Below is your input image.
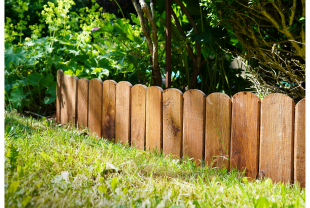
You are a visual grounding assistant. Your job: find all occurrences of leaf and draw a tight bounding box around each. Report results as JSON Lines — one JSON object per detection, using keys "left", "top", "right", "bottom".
{"left": 193, "top": 200, "right": 201, "bottom": 208}
{"left": 8, "top": 181, "right": 19, "bottom": 195}
{"left": 40, "top": 74, "right": 54, "bottom": 87}
{"left": 9, "top": 87, "right": 31, "bottom": 106}
{"left": 28, "top": 72, "right": 43, "bottom": 85}
{"left": 111, "top": 177, "right": 118, "bottom": 192}
{"left": 68, "top": 50, "right": 80, "bottom": 56}
{"left": 5, "top": 46, "right": 27, "bottom": 68}
{"left": 15, "top": 78, "right": 29, "bottom": 87}
{"left": 44, "top": 44, "right": 54, "bottom": 53}
{"left": 299, "top": 17, "right": 305, "bottom": 21}
{"left": 100, "top": 51, "right": 125, "bottom": 59}
{"left": 5, "top": 83, "right": 13, "bottom": 93}
{"left": 44, "top": 82, "right": 57, "bottom": 104}
{"left": 117, "top": 56, "right": 126, "bottom": 67}
{"left": 130, "top": 13, "right": 140, "bottom": 26}
{"left": 22, "top": 195, "right": 32, "bottom": 207}
{"left": 98, "top": 185, "right": 107, "bottom": 193}
{"left": 255, "top": 196, "right": 270, "bottom": 208}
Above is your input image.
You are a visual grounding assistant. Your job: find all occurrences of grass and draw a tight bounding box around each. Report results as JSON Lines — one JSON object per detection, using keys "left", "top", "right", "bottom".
{"left": 4, "top": 111, "right": 305, "bottom": 208}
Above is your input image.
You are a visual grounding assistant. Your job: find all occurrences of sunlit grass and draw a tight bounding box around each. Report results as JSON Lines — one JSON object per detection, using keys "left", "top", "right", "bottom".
{"left": 5, "top": 111, "right": 305, "bottom": 207}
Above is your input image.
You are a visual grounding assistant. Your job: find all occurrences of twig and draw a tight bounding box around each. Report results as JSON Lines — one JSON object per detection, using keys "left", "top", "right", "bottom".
{"left": 24, "top": 111, "right": 44, "bottom": 118}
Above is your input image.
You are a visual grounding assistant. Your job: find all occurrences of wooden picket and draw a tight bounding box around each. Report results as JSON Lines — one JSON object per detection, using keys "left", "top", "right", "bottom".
{"left": 259, "top": 93, "right": 295, "bottom": 183}
{"left": 61, "top": 75, "right": 78, "bottom": 126}
{"left": 230, "top": 92, "right": 260, "bottom": 179}
{"left": 60, "top": 74, "right": 70, "bottom": 125}
{"left": 146, "top": 86, "right": 163, "bottom": 152}
{"left": 77, "top": 78, "right": 89, "bottom": 129}
{"left": 163, "top": 88, "right": 183, "bottom": 158}
{"left": 294, "top": 98, "right": 306, "bottom": 188}
{"left": 88, "top": 78, "right": 103, "bottom": 137}
{"left": 131, "top": 84, "right": 147, "bottom": 150}
{"left": 55, "top": 70, "right": 306, "bottom": 185}
{"left": 205, "top": 93, "right": 231, "bottom": 169}
{"left": 183, "top": 90, "right": 206, "bottom": 165}
{"left": 115, "top": 81, "right": 132, "bottom": 144}
{"left": 102, "top": 80, "right": 117, "bottom": 141}
{"left": 56, "top": 70, "right": 63, "bottom": 123}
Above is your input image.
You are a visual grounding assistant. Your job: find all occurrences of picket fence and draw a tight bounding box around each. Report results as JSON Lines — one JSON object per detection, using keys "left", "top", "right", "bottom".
{"left": 55, "top": 70, "right": 305, "bottom": 187}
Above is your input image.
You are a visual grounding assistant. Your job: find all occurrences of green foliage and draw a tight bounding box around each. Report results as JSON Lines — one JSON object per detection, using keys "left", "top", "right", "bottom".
{"left": 199, "top": 0, "right": 305, "bottom": 100}
{"left": 5, "top": 0, "right": 153, "bottom": 113}
{"left": 5, "top": 0, "right": 252, "bottom": 113}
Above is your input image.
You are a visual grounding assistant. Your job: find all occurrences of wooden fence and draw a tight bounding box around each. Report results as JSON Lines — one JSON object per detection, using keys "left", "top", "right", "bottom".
{"left": 56, "top": 70, "right": 306, "bottom": 187}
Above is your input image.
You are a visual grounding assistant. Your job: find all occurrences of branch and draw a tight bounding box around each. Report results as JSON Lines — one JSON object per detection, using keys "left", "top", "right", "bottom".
{"left": 171, "top": 9, "right": 196, "bottom": 62}
{"left": 289, "top": 0, "right": 297, "bottom": 26}
{"left": 131, "top": 0, "right": 153, "bottom": 55}
{"left": 173, "top": 0, "right": 198, "bottom": 33}
{"left": 139, "top": 0, "right": 161, "bottom": 85}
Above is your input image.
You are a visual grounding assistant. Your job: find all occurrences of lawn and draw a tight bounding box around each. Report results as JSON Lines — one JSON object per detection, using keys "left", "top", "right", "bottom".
{"left": 4, "top": 111, "right": 305, "bottom": 208}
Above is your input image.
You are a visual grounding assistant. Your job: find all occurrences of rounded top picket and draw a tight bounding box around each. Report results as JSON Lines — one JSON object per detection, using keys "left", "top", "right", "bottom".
{"left": 261, "top": 93, "right": 294, "bottom": 104}
{"left": 89, "top": 78, "right": 103, "bottom": 84}
{"left": 206, "top": 92, "right": 231, "bottom": 101}
{"left": 163, "top": 88, "right": 183, "bottom": 95}
{"left": 132, "top": 84, "right": 148, "bottom": 90}
{"left": 232, "top": 91, "right": 260, "bottom": 101}
{"left": 296, "top": 98, "right": 305, "bottom": 108}
{"left": 117, "top": 81, "right": 132, "bottom": 87}
{"left": 147, "top": 86, "right": 163, "bottom": 93}
{"left": 103, "top": 80, "right": 117, "bottom": 85}
{"left": 63, "top": 74, "right": 71, "bottom": 78}
{"left": 78, "top": 78, "right": 89, "bottom": 83}
{"left": 184, "top": 89, "right": 206, "bottom": 97}
{"left": 57, "top": 69, "right": 64, "bottom": 75}
{"left": 70, "top": 76, "right": 79, "bottom": 81}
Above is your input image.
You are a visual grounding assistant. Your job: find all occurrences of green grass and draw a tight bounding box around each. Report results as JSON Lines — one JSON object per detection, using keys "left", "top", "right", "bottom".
{"left": 5, "top": 111, "right": 305, "bottom": 208}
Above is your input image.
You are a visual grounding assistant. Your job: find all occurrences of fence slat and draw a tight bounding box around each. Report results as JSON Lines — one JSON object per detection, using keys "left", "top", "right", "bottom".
{"left": 56, "top": 70, "right": 63, "bottom": 123}
{"left": 131, "top": 84, "right": 147, "bottom": 150}
{"left": 88, "top": 78, "right": 103, "bottom": 137}
{"left": 163, "top": 88, "right": 183, "bottom": 158}
{"left": 61, "top": 75, "right": 78, "bottom": 126}
{"left": 102, "top": 80, "right": 117, "bottom": 141}
{"left": 205, "top": 93, "right": 231, "bottom": 169}
{"left": 61, "top": 74, "right": 70, "bottom": 125}
{"left": 294, "top": 98, "right": 305, "bottom": 188}
{"left": 183, "top": 90, "right": 206, "bottom": 165}
{"left": 77, "top": 78, "right": 89, "bottom": 129}
{"left": 259, "top": 93, "right": 295, "bottom": 183}
{"left": 146, "top": 86, "right": 163, "bottom": 152}
{"left": 115, "top": 81, "right": 132, "bottom": 144}
{"left": 231, "top": 92, "right": 260, "bottom": 179}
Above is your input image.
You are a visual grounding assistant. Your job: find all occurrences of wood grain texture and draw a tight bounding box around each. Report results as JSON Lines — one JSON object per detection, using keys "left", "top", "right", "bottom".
{"left": 115, "top": 81, "right": 132, "bottom": 144}
{"left": 183, "top": 90, "right": 206, "bottom": 165}
{"left": 88, "top": 79, "right": 103, "bottom": 138}
{"left": 205, "top": 93, "right": 231, "bottom": 169}
{"left": 61, "top": 74, "right": 70, "bottom": 125}
{"left": 146, "top": 86, "right": 163, "bottom": 152}
{"left": 61, "top": 75, "right": 78, "bottom": 126}
{"left": 56, "top": 70, "right": 63, "bottom": 123}
{"left": 131, "top": 84, "right": 147, "bottom": 150}
{"left": 259, "top": 93, "right": 295, "bottom": 183}
{"left": 102, "top": 80, "right": 117, "bottom": 141}
{"left": 294, "top": 98, "right": 305, "bottom": 188}
{"left": 77, "top": 78, "right": 89, "bottom": 129}
{"left": 231, "top": 92, "right": 260, "bottom": 179}
{"left": 163, "top": 88, "right": 183, "bottom": 158}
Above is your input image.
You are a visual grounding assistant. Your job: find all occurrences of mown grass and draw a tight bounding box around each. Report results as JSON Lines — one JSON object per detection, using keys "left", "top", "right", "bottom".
{"left": 4, "top": 111, "right": 305, "bottom": 208}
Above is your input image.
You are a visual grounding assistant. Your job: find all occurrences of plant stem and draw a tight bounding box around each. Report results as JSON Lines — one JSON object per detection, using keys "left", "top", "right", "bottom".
{"left": 112, "top": 0, "right": 125, "bottom": 19}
